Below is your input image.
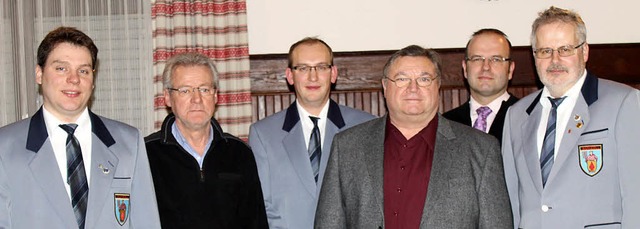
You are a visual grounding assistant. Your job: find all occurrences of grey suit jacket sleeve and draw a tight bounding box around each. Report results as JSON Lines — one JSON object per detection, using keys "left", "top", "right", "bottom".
{"left": 501, "top": 108, "right": 520, "bottom": 229}
{"left": 130, "top": 133, "right": 162, "bottom": 228}
{"left": 314, "top": 134, "right": 347, "bottom": 229}
{"left": 477, "top": 131, "right": 513, "bottom": 229}
{"left": 617, "top": 89, "right": 640, "bottom": 227}
{"left": 248, "top": 125, "right": 286, "bottom": 229}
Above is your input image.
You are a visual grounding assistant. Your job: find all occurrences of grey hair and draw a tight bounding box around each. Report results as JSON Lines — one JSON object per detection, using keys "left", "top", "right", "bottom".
{"left": 531, "top": 6, "right": 587, "bottom": 48}
{"left": 383, "top": 45, "right": 442, "bottom": 80}
{"left": 162, "top": 52, "right": 219, "bottom": 89}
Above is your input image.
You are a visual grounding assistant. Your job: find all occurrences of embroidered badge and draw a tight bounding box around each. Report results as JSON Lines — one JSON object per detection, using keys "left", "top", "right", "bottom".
{"left": 578, "top": 144, "right": 603, "bottom": 177}
{"left": 114, "top": 193, "right": 130, "bottom": 226}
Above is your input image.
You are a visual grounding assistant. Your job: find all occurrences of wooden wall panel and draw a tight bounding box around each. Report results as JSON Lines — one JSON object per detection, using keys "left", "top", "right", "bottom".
{"left": 250, "top": 43, "right": 640, "bottom": 121}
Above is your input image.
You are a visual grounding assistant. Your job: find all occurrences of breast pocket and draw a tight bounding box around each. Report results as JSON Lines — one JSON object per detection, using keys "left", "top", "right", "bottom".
{"left": 111, "top": 177, "right": 132, "bottom": 192}
{"left": 580, "top": 128, "right": 608, "bottom": 141}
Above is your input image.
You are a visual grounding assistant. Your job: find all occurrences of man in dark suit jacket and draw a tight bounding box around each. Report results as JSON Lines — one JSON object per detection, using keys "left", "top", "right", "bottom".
{"left": 0, "top": 27, "right": 160, "bottom": 228}
{"left": 315, "top": 45, "right": 512, "bottom": 229}
{"left": 443, "top": 28, "right": 518, "bottom": 142}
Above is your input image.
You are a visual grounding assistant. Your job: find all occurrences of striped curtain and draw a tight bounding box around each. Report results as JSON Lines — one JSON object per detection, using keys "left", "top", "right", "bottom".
{"left": 151, "top": 0, "right": 251, "bottom": 139}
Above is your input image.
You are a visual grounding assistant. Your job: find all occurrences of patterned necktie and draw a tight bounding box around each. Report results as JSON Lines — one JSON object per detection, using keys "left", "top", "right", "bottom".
{"left": 540, "top": 97, "right": 566, "bottom": 187}
{"left": 473, "top": 106, "right": 493, "bottom": 132}
{"left": 59, "top": 124, "right": 89, "bottom": 229}
{"left": 308, "top": 116, "right": 321, "bottom": 183}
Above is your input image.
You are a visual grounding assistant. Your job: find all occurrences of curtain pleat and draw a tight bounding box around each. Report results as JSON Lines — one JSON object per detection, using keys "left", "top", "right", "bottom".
{"left": 151, "top": 0, "right": 252, "bottom": 140}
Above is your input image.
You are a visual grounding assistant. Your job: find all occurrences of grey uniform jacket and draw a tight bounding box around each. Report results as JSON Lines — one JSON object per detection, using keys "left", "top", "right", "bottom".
{"left": 315, "top": 115, "right": 513, "bottom": 229}
{"left": 502, "top": 73, "right": 640, "bottom": 228}
{"left": 249, "top": 100, "right": 374, "bottom": 229}
{"left": 0, "top": 107, "right": 161, "bottom": 228}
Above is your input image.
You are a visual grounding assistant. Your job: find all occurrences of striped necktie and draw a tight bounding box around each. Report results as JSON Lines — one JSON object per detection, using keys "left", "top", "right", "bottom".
{"left": 540, "top": 97, "right": 566, "bottom": 187}
{"left": 60, "top": 124, "right": 89, "bottom": 229}
{"left": 308, "top": 116, "right": 321, "bottom": 183}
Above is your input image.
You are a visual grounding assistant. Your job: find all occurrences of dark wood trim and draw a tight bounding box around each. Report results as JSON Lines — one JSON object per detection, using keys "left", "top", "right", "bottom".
{"left": 250, "top": 43, "right": 640, "bottom": 121}
{"left": 251, "top": 43, "right": 640, "bottom": 93}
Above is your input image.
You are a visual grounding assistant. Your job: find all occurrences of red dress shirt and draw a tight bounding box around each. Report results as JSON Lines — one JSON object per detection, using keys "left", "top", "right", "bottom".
{"left": 383, "top": 116, "right": 438, "bottom": 229}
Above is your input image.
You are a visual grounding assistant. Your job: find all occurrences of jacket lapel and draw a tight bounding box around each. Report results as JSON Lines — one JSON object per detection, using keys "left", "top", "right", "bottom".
{"left": 548, "top": 74, "right": 598, "bottom": 186}
{"left": 318, "top": 101, "right": 346, "bottom": 190}
{"left": 364, "top": 117, "right": 387, "bottom": 218}
{"left": 83, "top": 112, "right": 119, "bottom": 229}
{"left": 421, "top": 116, "right": 454, "bottom": 227}
{"left": 522, "top": 92, "right": 544, "bottom": 194}
{"left": 26, "top": 109, "right": 78, "bottom": 228}
{"left": 282, "top": 103, "right": 317, "bottom": 197}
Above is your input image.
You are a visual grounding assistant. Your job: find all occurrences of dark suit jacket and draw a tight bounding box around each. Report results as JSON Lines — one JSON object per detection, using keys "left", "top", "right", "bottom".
{"left": 443, "top": 94, "right": 519, "bottom": 142}
{"left": 315, "top": 115, "right": 513, "bottom": 229}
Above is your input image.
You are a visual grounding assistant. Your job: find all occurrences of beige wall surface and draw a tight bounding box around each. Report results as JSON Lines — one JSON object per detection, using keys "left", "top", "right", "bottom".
{"left": 247, "top": 0, "right": 640, "bottom": 54}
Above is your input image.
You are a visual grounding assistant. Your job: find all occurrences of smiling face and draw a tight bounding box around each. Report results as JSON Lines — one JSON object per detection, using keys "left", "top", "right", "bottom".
{"left": 534, "top": 22, "right": 589, "bottom": 97}
{"left": 383, "top": 56, "right": 440, "bottom": 125}
{"left": 36, "top": 42, "right": 95, "bottom": 122}
{"left": 463, "top": 32, "right": 514, "bottom": 104}
{"left": 164, "top": 65, "right": 217, "bottom": 131}
{"left": 285, "top": 43, "right": 337, "bottom": 115}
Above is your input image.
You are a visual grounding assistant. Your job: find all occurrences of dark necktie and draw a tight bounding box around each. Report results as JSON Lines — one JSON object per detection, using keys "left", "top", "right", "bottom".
{"left": 60, "top": 124, "right": 89, "bottom": 229}
{"left": 308, "top": 116, "right": 321, "bottom": 183}
{"left": 473, "top": 106, "right": 492, "bottom": 132}
{"left": 540, "top": 97, "right": 566, "bottom": 187}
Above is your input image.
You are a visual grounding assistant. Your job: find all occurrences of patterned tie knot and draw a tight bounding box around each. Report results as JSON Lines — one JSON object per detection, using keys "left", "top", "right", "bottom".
{"left": 310, "top": 116, "right": 319, "bottom": 126}
{"left": 548, "top": 97, "right": 566, "bottom": 109}
{"left": 472, "top": 106, "right": 492, "bottom": 132}
{"left": 476, "top": 106, "right": 492, "bottom": 118}
{"left": 60, "top": 123, "right": 79, "bottom": 135}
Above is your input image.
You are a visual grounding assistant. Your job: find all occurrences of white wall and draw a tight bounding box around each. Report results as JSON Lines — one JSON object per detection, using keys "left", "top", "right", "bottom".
{"left": 247, "top": 0, "right": 640, "bottom": 54}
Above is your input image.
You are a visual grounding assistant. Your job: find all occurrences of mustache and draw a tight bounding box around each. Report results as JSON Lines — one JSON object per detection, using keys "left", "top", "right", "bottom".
{"left": 546, "top": 64, "right": 569, "bottom": 73}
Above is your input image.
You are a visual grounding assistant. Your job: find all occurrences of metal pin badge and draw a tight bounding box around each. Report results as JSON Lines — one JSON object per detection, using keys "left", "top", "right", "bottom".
{"left": 574, "top": 114, "right": 581, "bottom": 121}
{"left": 98, "top": 164, "right": 110, "bottom": 174}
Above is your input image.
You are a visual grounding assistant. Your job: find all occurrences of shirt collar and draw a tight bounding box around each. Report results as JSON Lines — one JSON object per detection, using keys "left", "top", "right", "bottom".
{"left": 42, "top": 106, "right": 91, "bottom": 136}
{"left": 540, "top": 70, "right": 587, "bottom": 108}
{"left": 469, "top": 91, "right": 510, "bottom": 114}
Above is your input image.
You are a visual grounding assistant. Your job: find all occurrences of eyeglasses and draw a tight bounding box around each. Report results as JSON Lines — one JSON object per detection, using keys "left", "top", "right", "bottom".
{"left": 465, "top": 56, "right": 511, "bottom": 66}
{"left": 384, "top": 76, "right": 438, "bottom": 88}
{"left": 291, "top": 64, "right": 332, "bottom": 74}
{"left": 168, "top": 86, "right": 215, "bottom": 97}
{"left": 533, "top": 42, "right": 585, "bottom": 59}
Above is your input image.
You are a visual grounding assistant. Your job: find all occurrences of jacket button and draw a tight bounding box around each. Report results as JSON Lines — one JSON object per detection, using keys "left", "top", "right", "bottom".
{"left": 541, "top": 205, "right": 550, "bottom": 212}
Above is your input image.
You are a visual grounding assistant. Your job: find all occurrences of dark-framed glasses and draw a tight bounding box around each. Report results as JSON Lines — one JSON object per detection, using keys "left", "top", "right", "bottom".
{"left": 291, "top": 64, "right": 332, "bottom": 74}
{"left": 384, "top": 76, "right": 438, "bottom": 88}
{"left": 465, "top": 56, "right": 511, "bottom": 66}
{"left": 168, "top": 86, "right": 215, "bottom": 97}
{"left": 533, "top": 42, "right": 585, "bottom": 59}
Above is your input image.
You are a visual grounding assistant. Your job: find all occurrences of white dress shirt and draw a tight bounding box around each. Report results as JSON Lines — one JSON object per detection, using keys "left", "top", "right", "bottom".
{"left": 469, "top": 91, "right": 511, "bottom": 133}
{"left": 43, "top": 107, "right": 93, "bottom": 202}
{"left": 536, "top": 71, "right": 588, "bottom": 159}
{"left": 296, "top": 100, "right": 329, "bottom": 151}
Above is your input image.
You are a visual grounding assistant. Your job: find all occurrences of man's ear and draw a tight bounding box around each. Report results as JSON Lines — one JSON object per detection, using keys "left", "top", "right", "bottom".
{"left": 285, "top": 68, "right": 295, "bottom": 85}
{"left": 163, "top": 89, "right": 172, "bottom": 108}
{"left": 330, "top": 65, "right": 338, "bottom": 84}
{"left": 36, "top": 65, "right": 43, "bottom": 85}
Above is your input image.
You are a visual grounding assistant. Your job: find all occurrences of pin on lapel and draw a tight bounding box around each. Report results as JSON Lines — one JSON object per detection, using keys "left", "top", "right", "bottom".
{"left": 574, "top": 114, "right": 584, "bottom": 129}
{"left": 99, "top": 164, "right": 110, "bottom": 174}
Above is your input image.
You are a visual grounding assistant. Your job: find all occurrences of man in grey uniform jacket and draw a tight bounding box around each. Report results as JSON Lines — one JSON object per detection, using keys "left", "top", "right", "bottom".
{"left": 0, "top": 27, "right": 160, "bottom": 229}
{"left": 502, "top": 6, "right": 640, "bottom": 228}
